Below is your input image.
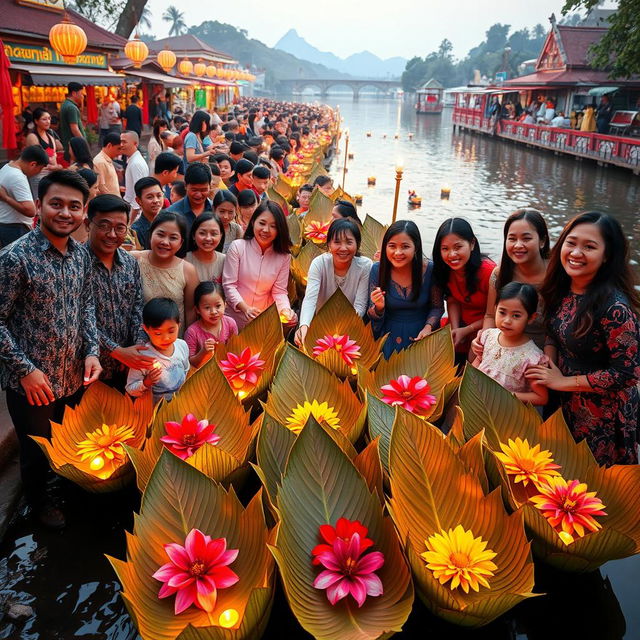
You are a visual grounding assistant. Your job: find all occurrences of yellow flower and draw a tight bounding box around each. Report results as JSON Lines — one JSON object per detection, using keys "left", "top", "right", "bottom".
{"left": 494, "top": 437, "right": 561, "bottom": 488}
{"left": 76, "top": 423, "right": 136, "bottom": 479}
{"left": 421, "top": 525, "right": 498, "bottom": 594}
{"left": 285, "top": 400, "right": 340, "bottom": 435}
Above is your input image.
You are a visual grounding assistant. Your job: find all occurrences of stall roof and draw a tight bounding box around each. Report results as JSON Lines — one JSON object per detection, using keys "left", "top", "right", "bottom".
{"left": 11, "top": 63, "right": 125, "bottom": 86}
{"left": 123, "top": 69, "right": 192, "bottom": 87}
{"left": 147, "top": 35, "right": 237, "bottom": 64}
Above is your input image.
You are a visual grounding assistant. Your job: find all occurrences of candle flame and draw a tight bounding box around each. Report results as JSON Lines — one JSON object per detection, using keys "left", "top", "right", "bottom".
{"left": 219, "top": 608, "right": 239, "bottom": 628}
{"left": 90, "top": 456, "right": 105, "bottom": 471}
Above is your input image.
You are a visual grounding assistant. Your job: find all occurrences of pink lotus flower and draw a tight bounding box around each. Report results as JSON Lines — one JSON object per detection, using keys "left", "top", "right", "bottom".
{"left": 219, "top": 348, "right": 265, "bottom": 393}
{"left": 312, "top": 529, "right": 384, "bottom": 607}
{"left": 160, "top": 414, "right": 220, "bottom": 460}
{"left": 312, "top": 334, "right": 361, "bottom": 367}
{"left": 153, "top": 528, "right": 239, "bottom": 615}
{"left": 380, "top": 375, "right": 437, "bottom": 416}
{"left": 311, "top": 517, "right": 374, "bottom": 565}
{"left": 305, "top": 220, "right": 331, "bottom": 244}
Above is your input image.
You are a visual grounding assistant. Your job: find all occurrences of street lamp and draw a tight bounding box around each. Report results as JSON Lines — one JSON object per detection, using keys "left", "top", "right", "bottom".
{"left": 342, "top": 129, "right": 350, "bottom": 190}
{"left": 391, "top": 163, "right": 404, "bottom": 223}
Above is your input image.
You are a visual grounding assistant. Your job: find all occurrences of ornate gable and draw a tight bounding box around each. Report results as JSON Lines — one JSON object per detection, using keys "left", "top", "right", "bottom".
{"left": 536, "top": 29, "right": 567, "bottom": 71}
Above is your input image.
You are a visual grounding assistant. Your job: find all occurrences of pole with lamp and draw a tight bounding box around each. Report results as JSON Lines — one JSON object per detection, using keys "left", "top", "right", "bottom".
{"left": 391, "top": 163, "right": 404, "bottom": 223}
{"left": 341, "top": 129, "right": 350, "bottom": 190}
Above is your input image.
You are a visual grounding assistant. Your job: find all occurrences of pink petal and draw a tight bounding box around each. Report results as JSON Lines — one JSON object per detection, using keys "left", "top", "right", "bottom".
{"left": 349, "top": 576, "right": 368, "bottom": 607}
{"left": 174, "top": 583, "right": 197, "bottom": 614}
{"left": 326, "top": 578, "right": 350, "bottom": 605}
{"left": 356, "top": 551, "right": 385, "bottom": 574}
{"left": 164, "top": 543, "right": 190, "bottom": 570}
{"left": 185, "top": 529, "right": 206, "bottom": 560}
{"left": 196, "top": 586, "right": 217, "bottom": 612}
{"left": 315, "top": 551, "right": 342, "bottom": 572}
{"left": 313, "top": 570, "right": 343, "bottom": 590}
{"left": 167, "top": 572, "right": 193, "bottom": 589}
{"left": 158, "top": 582, "right": 177, "bottom": 598}
{"left": 362, "top": 572, "right": 383, "bottom": 597}
{"left": 152, "top": 562, "right": 179, "bottom": 582}
{"left": 203, "top": 537, "right": 227, "bottom": 565}
{"left": 209, "top": 566, "right": 240, "bottom": 589}
{"left": 217, "top": 548, "right": 239, "bottom": 567}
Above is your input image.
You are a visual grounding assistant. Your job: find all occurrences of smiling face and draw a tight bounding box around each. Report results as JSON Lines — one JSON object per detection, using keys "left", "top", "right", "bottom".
{"left": 87, "top": 210, "right": 128, "bottom": 256}
{"left": 495, "top": 296, "right": 531, "bottom": 338}
{"left": 252, "top": 210, "right": 278, "bottom": 249}
{"left": 386, "top": 231, "right": 416, "bottom": 270}
{"left": 297, "top": 190, "right": 311, "bottom": 209}
{"left": 506, "top": 219, "right": 544, "bottom": 266}
{"left": 329, "top": 230, "right": 357, "bottom": 268}
{"left": 136, "top": 184, "right": 164, "bottom": 218}
{"left": 196, "top": 291, "right": 225, "bottom": 325}
{"left": 215, "top": 201, "right": 237, "bottom": 227}
{"left": 35, "top": 111, "right": 51, "bottom": 131}
{"left": 560, "top": 222, "right": 606, "bottom": 287}
{"left": 186, "top": 182, "right": 210, "bottom": 208}
{"left": 218, "top": 160, "right": 233, "bottom": 181}
{"left": 194, "top": 219, "right": 222, "bottom": 253}
{"left": 150, "top": 220, "right": 183, "bottom": 259}
{"left": 439, "top": 233, "right": 474, "bottom": 272}
{"left": 37, "top": 184, "right": 86, "bottom": 238}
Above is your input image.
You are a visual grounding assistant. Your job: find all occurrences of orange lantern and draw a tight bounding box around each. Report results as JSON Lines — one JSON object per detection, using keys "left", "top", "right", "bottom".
{"left": 194, "top": 60, "right": 206, "bottom": 77}
{"left": 178, "top": 58, "right": 193, "bottom": 75}
{"left": 49, "top": 15, "right": 87, "bottom": 64}
{"left": 157, "top": 49, "right": 176, "bottom": 73}
{"left": 124, "top": 34, "right": 148, "bottom": 69}
{"left": 206, "top": 64, "right": 216, "bottom": 78}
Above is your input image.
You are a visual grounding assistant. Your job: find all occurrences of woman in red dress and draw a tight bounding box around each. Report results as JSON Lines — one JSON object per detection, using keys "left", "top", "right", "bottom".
{"left": 527, "top": 212, "right": 640, "bottom": 465}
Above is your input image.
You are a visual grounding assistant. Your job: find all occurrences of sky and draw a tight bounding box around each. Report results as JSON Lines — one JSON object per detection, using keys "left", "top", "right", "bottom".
{"left": 146, "top": 0, "right": 577, "bottom": 60}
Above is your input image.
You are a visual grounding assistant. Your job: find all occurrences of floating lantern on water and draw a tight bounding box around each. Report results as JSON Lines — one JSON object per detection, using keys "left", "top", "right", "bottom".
{"left": 355, "top": 194, "right": 363, "bottom": 204}
{"left": 408, "top": 132, "right": 414, "bottom": 139}
{"left": 441, "top": 184, "right": 451, "bottom": 200}
{"left": 394, "top": 133, "right": 399, "bottom": 139}
{"left": 366, "top": 131, "right": 372, "bottom": 137}
{"left": 367, "top": 176, "right": 376, "bottom": 186}
{"left": 382, "top": 134, "right": 387, "bottom": 139}
{"left": 408, "top": 190, "right": 422, "bottom": 206}
{"left": 348, "top": 152, "right": 354, "bottom": 160}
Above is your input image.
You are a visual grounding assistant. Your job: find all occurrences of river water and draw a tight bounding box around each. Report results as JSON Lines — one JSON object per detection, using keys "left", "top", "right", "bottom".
{"left": 1, "top": 97, "right": 640, "bottom": 640}
{"left": 323, "top": 96, "right": 640, "bottom": 266}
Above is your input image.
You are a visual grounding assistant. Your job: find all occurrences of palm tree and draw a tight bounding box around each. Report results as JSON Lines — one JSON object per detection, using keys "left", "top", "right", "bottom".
{"left": 136, "top": 5, "right": 152, "bottom": 31}
{"left": 162, "top": 6, "right": 187, "bottom": 36}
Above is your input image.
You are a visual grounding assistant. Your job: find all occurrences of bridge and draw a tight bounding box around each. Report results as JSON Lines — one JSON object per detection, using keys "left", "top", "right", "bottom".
{"left": 278, "top": 78, "right": 402, "bottom": 99}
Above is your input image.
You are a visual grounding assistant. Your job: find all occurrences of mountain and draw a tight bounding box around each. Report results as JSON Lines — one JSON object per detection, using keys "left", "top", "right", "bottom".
{"left": 274, "top": 29, "right": 406, "bottom": 78}
{"left": 189, "top": 21, "right": 351, "bottom": 89}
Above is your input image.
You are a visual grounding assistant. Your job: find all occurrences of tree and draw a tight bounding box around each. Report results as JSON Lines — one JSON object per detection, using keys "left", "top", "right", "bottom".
{"left": 485, "top": 23, "right": 511, "bottom": 52}
{"left": 115, "top": 0, "right": 150, "bottom": 37}
{"left": 71, "top": 0, "right": 151, "bottom": 37}
{"left": 162, "top": 5, "right": 187, "bottom": 37}
{"left": 437, "top": 39, "right": 453, "bottom": 60}
{"left": 532, "top": 23, "right": 546, "bottom": 40}
{"left": 562, "top": 0, "right": 640, "bottom": 77}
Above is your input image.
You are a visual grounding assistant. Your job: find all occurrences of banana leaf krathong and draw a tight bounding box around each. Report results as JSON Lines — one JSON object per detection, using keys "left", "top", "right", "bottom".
{"left": 303, "top": 289, "right": 385, "bottom": 378}
{"left": 266, "top": 187, "right": 289, "bottom": 216}
{"left": 263, "top": 344, "right": 367, "bottom": 443}
{"left": 459, "top": 365, "right": 640, "bottom": 571}
{"left": 387, "top": 410, "right": 537, "bottom": 627}
{"left": 108, "top": 450, "right": 275, "bottom": 640}
{"left": 308, "top": 161, "right": 329, "bottom": 185}
{"left": 286, "top": 213, "right": 302, "bottom": 256}
{"left": 331, "top": 187, "right": 355, "bottom": 204}
{"left": 274, "top": 175, "right": 295, "bottom": 203}
{"left": 360, "top": 214, "right": 387, "bottom": 261}
{"left": 305, "top": 189, "right": 334, "bottom": 227}
{"left": 290, "top": 240, "right": 324, "bottom": 293}
{"left": 270, "top": 419, "right": 414, "bottom": 639}
{"left": 31, "top": 382, "right": 154, "bottom": 493}
{"left": 214, "top": 305, "right": 285, "bottom": 403}
{"left": 127, "top": 358, "right": 257, "bottom": 493}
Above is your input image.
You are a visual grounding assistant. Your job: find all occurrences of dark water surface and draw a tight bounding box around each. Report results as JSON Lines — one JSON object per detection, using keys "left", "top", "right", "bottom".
{"left": 2, "top": 97, "right": 640, "bottom": 639}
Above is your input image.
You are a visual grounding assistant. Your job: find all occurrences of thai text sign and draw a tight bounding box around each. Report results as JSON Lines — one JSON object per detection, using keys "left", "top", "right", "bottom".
{"left": 17, "top": 0, "right": 64, "bottom": 11}
{"left": 4, "top": 42, "right": 108, "bottom": 69}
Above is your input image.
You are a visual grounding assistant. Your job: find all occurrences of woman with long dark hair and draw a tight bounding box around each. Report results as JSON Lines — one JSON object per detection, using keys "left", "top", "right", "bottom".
{"left": 184, "top": 111, "right": 213, "bottom": 164}
{"left": 432, "top": 218, "right": 495, "bottom": 358}
{"left": 148, "top": 118, "right": 168, "bottom": 170}
{"left": 526, "top": 212, "right": 640, "bottom": 466}
{"left": 368, "top": 220, "right": 444, "bottom": 358}
{"left": 68, "top": 136, "right": 93, "bottom": 171}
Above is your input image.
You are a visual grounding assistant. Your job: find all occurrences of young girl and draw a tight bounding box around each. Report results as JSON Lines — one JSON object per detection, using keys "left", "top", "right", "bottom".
{"left": 186, "top": 213, "right": 226, "bottom": 283}
{"left": 237, "top": 188, "right": 259, "bottom": 231}
{"left": 432, "top": 218, "right": 496, "bottom": 359}
{"left": 126, "top": 298, "right": 190, "bottom": 404}
{"left": 213, "top": 190, "right": 243, "bottom": 252}
{"left": 472, "top": 282, "right": 548, "bottom": 406}
{"left": 184, "top": 282, "right": 238, "bottom": 368}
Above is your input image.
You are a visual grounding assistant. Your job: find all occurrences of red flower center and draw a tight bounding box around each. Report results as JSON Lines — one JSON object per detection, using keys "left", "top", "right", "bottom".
{"left": 402, "top": 390, "right": 413, "bottom": 398}
{"left": 183, "top": 434, "right": 197, "bottom": 446}
{"left": 189, "top": 560, "right": 206, "bottom": 577}
{"left": 344, "top": 556, "right": 357, "bottom": 575}
{"left": 563, "top": 498, "right": 577, "bottom": 512}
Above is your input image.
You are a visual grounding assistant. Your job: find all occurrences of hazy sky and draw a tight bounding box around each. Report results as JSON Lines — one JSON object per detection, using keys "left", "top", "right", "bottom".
{"left": 146, "top": 0, "right": 576, "bottom": 60}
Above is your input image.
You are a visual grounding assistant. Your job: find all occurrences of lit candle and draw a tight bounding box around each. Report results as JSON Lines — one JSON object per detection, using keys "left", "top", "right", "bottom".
{"left": 237, "top": 390, "right": 247, "bottom": 400}
{"left": 90, "top": 456, "right": 105, "bottom": 471}
{"left": 218, "top": 608, "right": 239, "bottom": 628}
{"left": 367, "top": 177, "right": 376, "bottom": 185}
{"left": 366, "top": 131, "right": 372, "bottom": 137}
{"left": 354, "top": 194, "right": 363, "bottom": 204}
{"left": 440, "top": 184, "right": 451, "bottom": 199}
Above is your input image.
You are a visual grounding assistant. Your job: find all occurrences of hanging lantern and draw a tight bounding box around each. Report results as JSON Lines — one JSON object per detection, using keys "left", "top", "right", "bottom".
{"left": 157, "top": 49, "right": 176, "bottom": 73}
{"left": 194, "top": 59, "right": 206, "bottom": 77}
{"left": 49, "top": 15, "right": 88, "bottom": 64}
{"left": 178, "top": 58, "right": 193, "bottom": 75}
{"left": 206, "top": 64, "right": 216, "bottom": 78}
{"left": 124, "top": 35, "right": 149, "bottom": 69}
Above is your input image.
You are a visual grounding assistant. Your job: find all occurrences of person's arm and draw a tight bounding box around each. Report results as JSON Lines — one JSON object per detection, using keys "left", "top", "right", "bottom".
{"left": 69, "top": 122, "right": 83, "bottom": 138}
{"left": 353, "top": 261, "right": 372, "bottom": 317}
{"left": 482, "top": 267, "right": 499, "bottom": 330}
{"left": 125, "top": 365, "right": 155, "bottom": 397}
{"left": 222, "top": 241, "right": 250, "bottom": 314}
{"left": 182, "top": 260, "right": 199, "bottom": 327}
{"left": 298, "top": 256, "right": 323, "bottom": 327}
{"left": 416, "top": 281, "right": 446, "bottom": 341}
{"left": 185, "top": 133, "right": 212, "bottom": 162}
{"left": 447, "top": 297, "right": 462, "bottom": 330}
{"left": 0, "top": 184, "right": 36, "bottom": 218}
{"left": 367, "top": 264, "right": 385, "bottom": 325}
{"left": 515, "top": 385, "right": 548, "bottom": 406}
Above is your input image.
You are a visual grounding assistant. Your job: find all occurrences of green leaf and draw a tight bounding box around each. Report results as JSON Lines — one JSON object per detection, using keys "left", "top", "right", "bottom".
{"left": 360, "top": 214, "right": 387, "bottom": 260}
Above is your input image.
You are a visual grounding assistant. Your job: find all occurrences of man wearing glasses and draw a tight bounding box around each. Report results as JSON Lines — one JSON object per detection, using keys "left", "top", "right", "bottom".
{"left": 85, "top": 194, "right": 154, "bottom": 389}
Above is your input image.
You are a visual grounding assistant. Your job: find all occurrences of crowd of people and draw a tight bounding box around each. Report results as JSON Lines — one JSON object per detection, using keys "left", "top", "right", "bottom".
{"left": 0, "top": 91, "right": 638, "bottom": 532}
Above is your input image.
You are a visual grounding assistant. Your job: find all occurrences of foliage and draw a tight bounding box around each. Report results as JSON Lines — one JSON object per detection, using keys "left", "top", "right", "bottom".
{"left": 163, "top": 6, "right": 187, "bottom": 37}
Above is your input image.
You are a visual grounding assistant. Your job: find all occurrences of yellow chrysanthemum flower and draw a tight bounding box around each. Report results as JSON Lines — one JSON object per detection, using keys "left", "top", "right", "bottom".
{"left": 421, "top": 525, "right": 498, "bottom": 593}
{"left": 76, "top": 423, "right": 136, "bottom": 479}
{"left": 285, "top": 400, "right": 340, "bottom": 435}
{"left": 494, "top": 437, "right": 561, "bottom": 488}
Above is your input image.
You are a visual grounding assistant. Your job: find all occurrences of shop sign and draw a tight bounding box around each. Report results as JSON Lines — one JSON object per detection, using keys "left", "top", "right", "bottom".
{"left": 16, "top": 0, "right": 64, "bottom": 11}
{"left": 4, "top": 42, "right": 108, "bottom": 69}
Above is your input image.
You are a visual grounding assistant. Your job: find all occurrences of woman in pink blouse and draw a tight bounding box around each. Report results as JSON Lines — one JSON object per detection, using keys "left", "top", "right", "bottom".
{"left": 222, "top": 200, "right": 297, "bottom": 330}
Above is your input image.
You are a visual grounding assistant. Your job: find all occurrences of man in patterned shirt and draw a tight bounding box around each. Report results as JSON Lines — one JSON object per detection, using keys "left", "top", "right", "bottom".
{"left": 0, "top": 170, "right": 102, "bottom": 529}
{"left": 85, "top": 193, "right": 153, "bottom": 388}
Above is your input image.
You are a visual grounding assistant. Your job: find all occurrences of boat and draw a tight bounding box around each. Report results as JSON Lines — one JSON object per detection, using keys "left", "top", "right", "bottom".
{"left": 416, "top": 78, "right": 444, "bottom": 114}
{"left": 407, "top": 190, "right": 422, "bottom": 206}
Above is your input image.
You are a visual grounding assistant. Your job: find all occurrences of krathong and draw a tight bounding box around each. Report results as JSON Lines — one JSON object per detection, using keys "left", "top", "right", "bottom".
{"left": 304, "top": 220, "right": 331, "bottom": 244}
{"left": 76, "top": 423, "right": 136, "bottom": 479}
{"left": 286, "top": 400, "right": 340, "bottom": 435}
{"left": 159, "top": 414, "right": 220, "bottom": 460}
{"left": 312, "top": 334, "right": 361, "bottom": 367}
{"left": 529, "top": 477, "right": 607, "bottom": 546}
{"left": 495, "top": 437, "right": 561, "bottom": 489}
{"left": 153, "top": 528, "right": 239, "bottom": 614}
{"left": 380, "top": 374, "right": 437, "bottom": 416}
{"left": 219, "top": 347, "right": 265, "bottom": 395}
{"left": 422, "top": 525, "right": 498, "bottom": 594}
{"left": 312, "top": 527, "right": 384, "bottom": 607}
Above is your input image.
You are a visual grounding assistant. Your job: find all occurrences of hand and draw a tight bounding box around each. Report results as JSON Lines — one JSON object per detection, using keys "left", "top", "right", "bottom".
{"left": 370, "top": 287, "right": 385, "bottom": 312}
{"left": 525, "top": 359, "right": 567, "bottom": 390}
{"left": 412, "top": 324, "right": 433, "bottom": 342}
{"left": 470, "top": 330, "right": 486, "bottom": 360}
{"left": 112, "top": 345, "right": 156, "bottom": 369}
{"left": 294, "top": 324, "right": 308, "bottom": 348}
{"left": 244, "top": 306, "right": 261, "bottom": 321}
{"left": 451, "top": 327, "right": 470, "bottom": 349}
{"left": 144, "top": 364, "right": 163, "bottom": 388}
{"left": 83, "top": 356, "right": 102, "bottom": 385}
{"left": 204, "top": 338, "right": 217, "bottom": 353}
{"left": 20, "top": 369, "right": 55, "bottom": 406}
{"left": 281, "top": 308, "right": 297, "bottom": 326}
